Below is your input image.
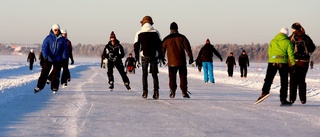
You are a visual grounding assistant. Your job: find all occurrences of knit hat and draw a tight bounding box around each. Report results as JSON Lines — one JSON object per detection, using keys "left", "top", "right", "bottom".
{"left": 170, "top": 22, "right": 178, "bottom": 30}
{"left": 61, "top": 29, "right": 67, "bottom": 34}
{"left": 291, "top": 22, "right": 302, "bottom": 31}
{"left": 110, "top": 31, "right": 116, "bottom": 39}
{"left": 52, "top": 24, "right": 60, "bottom": 30}
{"left": 206, "top": 39, "right": 210, "bottom": 44}
{"left": 280, "top": 27, "right": 289, "bottom": 36}
{"left": 140, "top": 16, "right": 154, "bottom": 25}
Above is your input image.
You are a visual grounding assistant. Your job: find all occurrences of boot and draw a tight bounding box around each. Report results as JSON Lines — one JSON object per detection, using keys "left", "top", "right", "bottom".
{"left": 153, "top": 90, "right": 159, "bottom": 99}
{"left": 124, "top": 82, "right": 131, "bottom": 90}
{"left": 182, "top": 90, "right": 190, "bottom": 98}
{"left": 142, "top": 90, "right": 148, "bottom": 99}
{"left": 169, "top": 90, "right": 176, "bottom": 98}
{"left": 109, "top": 81, "right": 114, "bottom": 90}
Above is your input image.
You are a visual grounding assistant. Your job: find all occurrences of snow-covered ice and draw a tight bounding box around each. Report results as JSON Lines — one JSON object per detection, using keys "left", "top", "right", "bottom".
{"left": 1, "top": 55, "right": 320, "bottom": 137}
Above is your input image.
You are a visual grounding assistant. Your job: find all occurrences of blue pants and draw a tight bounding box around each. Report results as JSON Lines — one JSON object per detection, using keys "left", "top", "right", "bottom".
{"left": 202, "top": 62, "right": 214, "bottom": 83}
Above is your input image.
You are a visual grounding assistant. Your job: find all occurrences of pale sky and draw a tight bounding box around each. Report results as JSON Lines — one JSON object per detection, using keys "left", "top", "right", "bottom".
{"left": 0, "top": 0, "right": 319, "bottom": 46}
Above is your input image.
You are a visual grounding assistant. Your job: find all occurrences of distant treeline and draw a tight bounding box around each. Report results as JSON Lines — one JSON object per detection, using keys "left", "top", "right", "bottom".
{"left": 1, "top": 43, "right": 319, "bottom": 63}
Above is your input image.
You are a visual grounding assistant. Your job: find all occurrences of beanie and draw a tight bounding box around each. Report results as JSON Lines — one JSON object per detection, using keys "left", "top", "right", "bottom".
{"left": 206, "top": 39, "right": 210, "bottom": 44}
{"left": 52, "top": 24, "right": 60, "bottom": 30}
{"left": 61, "top": 29, "right": 67, "bottom": 34}
{"left": 140, "top": 16, "right": 154, "bottom": 25}
{"left": 291, "top": 22, "right": 302, "bottom": 31}
{"left": 170, "top": 22, "right": 178, "bottom": 30}
{"left": 110, "top": 31, "right": 116, "bottom": 39}
{"left": 242, "top": 50, "right": 246, "bottom": 53}
{"left": 280, "top": 27, "right": 289, "bottom": 36}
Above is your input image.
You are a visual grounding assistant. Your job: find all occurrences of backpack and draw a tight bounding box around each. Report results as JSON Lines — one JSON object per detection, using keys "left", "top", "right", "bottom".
{"left": 291, "top": 34, "right": 309, "bottom": 59}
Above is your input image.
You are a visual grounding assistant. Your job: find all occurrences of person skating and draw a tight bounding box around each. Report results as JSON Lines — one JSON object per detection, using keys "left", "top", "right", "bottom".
{"left": 226, "top": 52, "right": 236, "bottom": 77}
{"left": 134, "top": 15, "right": 163, "bottom": 99}
{"left": 196, "top": 39, "right": 222, "bottom": 84}
{"left": 103, "top": 31, "right": 131, "bottom": 91}
{"left": 289, "top": 22, "right": 316, "bottom": 104}
{"left": 60, "top": 29, "right": 74, "bottom": 88}
{"left": 255, "top": 27, "right": 295, "bottom": 105}
{"left": 125, "top": 53, "right": 136, "bottom": 74}
{"left": 27, "top": 49, "right": 37, "bottom": 70}
{"left": 34, "top": 24, "right": 68, "bottom": 94}
{"left": 162, "top": 22, "right": 194, "bottom": 98}
{"left": 238, "top": 50, "right": 249, "bottom": 78}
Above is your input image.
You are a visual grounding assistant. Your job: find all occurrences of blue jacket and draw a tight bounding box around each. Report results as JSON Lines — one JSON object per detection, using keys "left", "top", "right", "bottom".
{"left": 42, "top": 31, "right": 68, "bottom": 62}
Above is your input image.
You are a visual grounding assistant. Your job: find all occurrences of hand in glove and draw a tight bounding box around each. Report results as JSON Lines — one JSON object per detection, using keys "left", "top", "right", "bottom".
{"left": 161, "top": 58, "right": 166, "bottom": 65}
{"left": 71, "top": 59, "right": 74, "bottom": 65}
{"left": 290, "top": 64, "right": 297, "bottom": 74}
{"left": 189, "top": 58, "right": 194, "bottom": 65}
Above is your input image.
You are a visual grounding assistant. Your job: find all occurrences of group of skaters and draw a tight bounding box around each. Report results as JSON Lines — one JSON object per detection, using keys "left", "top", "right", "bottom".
{"left": 33, "top": 24, "right": 74, "bottom": 94}
{"left": 31, "top": 16, "right": 316, "bottom": 105}
{"left": 255, "top": 22, "right": 316, "bottom": 105}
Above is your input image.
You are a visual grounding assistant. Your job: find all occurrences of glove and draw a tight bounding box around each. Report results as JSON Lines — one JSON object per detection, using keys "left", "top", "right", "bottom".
{"left": 290, "top": 64, "right": 297, "bottom": 74}
{"left": 161, "top": 58, "right": 166, "bottom": 65}
{"left": 189, "top": 58, "right": 194, "bottom": 65}
{"left": 71, "top": 59, "right": 74, "bottom": 65}
{"left": 136, "top": 61, "right": 140, "bottom": 68}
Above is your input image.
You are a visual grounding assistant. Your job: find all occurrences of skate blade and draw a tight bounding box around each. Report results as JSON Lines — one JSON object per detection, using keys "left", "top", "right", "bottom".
{"left": 254, "top": 94, "right": 270, "bottom": 105}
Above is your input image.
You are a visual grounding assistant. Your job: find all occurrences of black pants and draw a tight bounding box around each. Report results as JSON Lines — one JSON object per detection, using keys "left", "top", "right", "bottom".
{"left": 169, "top": 66, "right": 188, "bottom": 92}
{"left": 37, "top": 60, "right": 62, "bottom": 91}
{"left": 107, "top": 60, "right": 130, "bottom": 85}
{"left": 29, "top": 61, "right": 34, "bottom": 70}
{"left": 227, "top": 64, "right": 234, "bottom": 77}
{"left": 261, "top": 63, "right": 289, "bottom": 102}
{"left": 289, "top": 61, "right": 309, "bottom": 102}
{"left": 240, "top": 66, "right": 247, "bottom": 77}
{"left": 61, "top": 60, "right": 71, "bottom": 84}
{"left": 141, "top": 56, "right": 159, "bottom": 91}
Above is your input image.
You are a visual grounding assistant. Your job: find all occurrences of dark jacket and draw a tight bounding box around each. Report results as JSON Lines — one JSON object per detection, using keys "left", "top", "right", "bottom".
{"left": 238, "top": 54, "right": 249, "bottom": 67}
{"left": 196, "top": 44, "right": 222, "bottom": 62}
{"left": 125, "top": 57, "right": 136, "bottom": 66}
{"left": 103, "top": 39, "right": 125, "bottom": 63}
{"left": 226, "top": 56, "right": 236, "bottom": 66}
{"left": 289, "top": 30, "right": 316, "bottom": 61}
{"left": 134, "top": 23, "right": 162, "bottom": 61}
{"left": 66, "top": 39, "right": 74, "bottom": 62}
{"left": 27, "top": 52, "right": 36, "bottom": 62}
{"left": 162, "top": 32, "right": 193, "bottom": 67}
{"left": 42, "top": 31, "right": 68, "bottom": 62}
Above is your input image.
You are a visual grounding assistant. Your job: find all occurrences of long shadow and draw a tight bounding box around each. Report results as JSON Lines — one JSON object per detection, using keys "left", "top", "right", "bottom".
{"left": 0, "top": 65, "right": 41, "bottom": 78}
{"left": 0, "top": 64, "right": 92, "bottom": 136}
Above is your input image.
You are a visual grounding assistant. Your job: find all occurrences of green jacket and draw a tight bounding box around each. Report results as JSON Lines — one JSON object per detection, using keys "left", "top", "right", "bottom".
{"left": 268, "top": 33, "right": 295, "bottom": 66}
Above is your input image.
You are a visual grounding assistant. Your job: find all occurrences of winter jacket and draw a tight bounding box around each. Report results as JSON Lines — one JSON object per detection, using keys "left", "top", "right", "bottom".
{"left": 103, "top": 40, "right": 125, "bottom": 63}
{"left": 289, "top": 30, "right": 316, "bottom": 61}
{"left": 66, "top": 39, "right": 74, "bottom": 62}
{"left": 162, "top": 32, "right": 193, "bottom": 67}
{"left": 125, "top": 57, "right": 136, "bottom": 67}
{"left": 42, "top": 31, "right": 68, "bottom": 62}
{"left": 226, "top": 56, "right": 236, "bottom": 66}
{"left": 238, "top": 54, "right": 249, "bottom": 67}
{"left": 268, "top": 33, "right": 295, "bottom": 66}
{"left": 134, "top": 23, "right": 162, "bottom": 61}
{"left": 196, "top": 44, "right": 222, "bottom": 62}
{"left": 27, "top": 52, "right": 36, "bottom": 62}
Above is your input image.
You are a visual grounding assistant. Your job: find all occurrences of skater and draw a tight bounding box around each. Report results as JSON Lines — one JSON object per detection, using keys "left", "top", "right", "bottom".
{"left": 238, "top": 50, "right": 249, "bottom": 78}
{"left": 310, "top": 60, "right": 314, "bottom": 69}
{"left": 103, "top": 31, "right": 131, "bottom": 91}
{"left": 27, "top": 49, "right": 37, "bottom": 70}
{"left": 125, "top": 53, "right": 136, "bottom": 74}
{"left": 34, "top": 24, "right": 68, "bottom": 94}
{"left": 289, "top": 22, "right": 316, "bottom": 104}
{"left": 196, "top": 39, "right": 222, "bottom": 84}
{"left": 226, "top": 52, "right": 236, "bottom": 77}
{"left": 60, "top": 29, "right": 74, "bottom": 88}
{"left": 162, "top": 22, "right": 194, "bottom": 98}
{"left": 134, "top": 15, "right": 163, "bottom": 99}
{"left": 255, "top": 27, "right": 295, "bottom": 105}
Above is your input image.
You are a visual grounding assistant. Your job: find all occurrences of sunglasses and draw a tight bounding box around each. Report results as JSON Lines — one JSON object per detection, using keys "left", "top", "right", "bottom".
{"left": 53, "top": 29, "right": 60, "bottom": 32}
